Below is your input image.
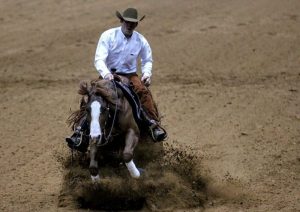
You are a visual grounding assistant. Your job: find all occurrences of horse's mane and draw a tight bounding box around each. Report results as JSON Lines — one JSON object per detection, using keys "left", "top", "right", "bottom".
{"left": 67, "top": 79, "right": 122, "bottom": 129}
{"left": 90, "top": 79, "right": 120, "bottom": 105}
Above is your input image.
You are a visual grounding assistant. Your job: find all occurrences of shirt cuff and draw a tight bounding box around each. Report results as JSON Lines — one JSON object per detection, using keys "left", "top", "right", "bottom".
{"left": 142, "top": 62, "right": 152, "bottom": 77}
{"left": 99, "top": 69, "right": 111, "bottom": 78}
{"left": 95, "top": 60, "right": 111, "bottom": 78}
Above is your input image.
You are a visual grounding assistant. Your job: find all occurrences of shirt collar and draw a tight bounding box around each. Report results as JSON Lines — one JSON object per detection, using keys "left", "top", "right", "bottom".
{"left": 117, "top": 26, "right": 135, "bottom": 40}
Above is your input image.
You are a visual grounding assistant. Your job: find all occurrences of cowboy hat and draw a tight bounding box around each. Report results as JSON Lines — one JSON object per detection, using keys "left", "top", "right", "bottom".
{"left": 116, "top": 8, "right": 145, "bottom": 22}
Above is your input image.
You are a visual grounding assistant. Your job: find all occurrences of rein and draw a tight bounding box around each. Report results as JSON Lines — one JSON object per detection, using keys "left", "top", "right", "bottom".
{"left": 97, "top": 80, "right": 119, "bottom": 147}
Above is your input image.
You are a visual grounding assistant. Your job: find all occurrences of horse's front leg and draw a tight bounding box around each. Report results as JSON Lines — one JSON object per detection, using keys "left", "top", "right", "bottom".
{"left": 89, "top": 139, "right": 100, "bottom": 182}
{"left": 123, "top": 128, "right": 140, "bottom": 178}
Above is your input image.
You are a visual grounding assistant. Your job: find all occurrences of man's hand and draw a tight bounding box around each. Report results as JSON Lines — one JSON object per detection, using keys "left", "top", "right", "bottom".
{"left": 141, "top": 73, "right": 151, "bottom": 86}
{"left": 104, "top": 73, "right": 114, "bottom": 80}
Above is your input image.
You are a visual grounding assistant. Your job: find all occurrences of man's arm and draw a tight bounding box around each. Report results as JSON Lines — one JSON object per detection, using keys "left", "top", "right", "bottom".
{"left": 140, "top": 37, "right": 153, "bottom": 85}
{"left": 94, "top": 32, "right": 113, "bottom": 79}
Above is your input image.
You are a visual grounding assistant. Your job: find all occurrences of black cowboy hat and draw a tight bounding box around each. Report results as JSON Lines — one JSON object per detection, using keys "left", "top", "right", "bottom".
{"left": 116, "top": 8, "right": 145, "bottom": 23}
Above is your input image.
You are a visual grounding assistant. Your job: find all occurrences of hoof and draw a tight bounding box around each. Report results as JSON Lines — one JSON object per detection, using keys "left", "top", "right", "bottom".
{"left": 89, "top": 165, "right": 98, "bottom": 176}
{"left": 91, "top": 174, "right": 100, "bottom": 182}
{"left": 138, "top": 168, "right": 145, "bottom": 176}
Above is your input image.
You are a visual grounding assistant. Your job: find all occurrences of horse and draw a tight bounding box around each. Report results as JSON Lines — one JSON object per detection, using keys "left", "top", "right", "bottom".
{"left": 69, "top": 78, "right": 142, "bottom": 182}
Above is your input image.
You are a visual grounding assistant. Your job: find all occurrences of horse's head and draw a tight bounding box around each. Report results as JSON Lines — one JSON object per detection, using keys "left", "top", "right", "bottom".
{"left": 78, "top": 80, "right": 117, "bottom": 144}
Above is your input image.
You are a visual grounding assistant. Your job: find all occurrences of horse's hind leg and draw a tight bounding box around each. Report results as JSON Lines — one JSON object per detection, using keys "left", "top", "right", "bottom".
{"left": 123, "top": 129, "right": 140, "bottom": 178}
{"left": 89, "top": 140, "right": 100, "bottom": 182}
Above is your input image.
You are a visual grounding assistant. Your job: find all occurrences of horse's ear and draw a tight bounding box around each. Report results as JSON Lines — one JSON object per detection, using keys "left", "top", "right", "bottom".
{"left": 78, "top": 81, "right": 89, "bottom": 95}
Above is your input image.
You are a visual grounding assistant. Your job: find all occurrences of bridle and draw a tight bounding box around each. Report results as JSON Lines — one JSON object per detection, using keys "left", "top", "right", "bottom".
{"left": 94, "top": 80, "right": 119, "bottom": 147}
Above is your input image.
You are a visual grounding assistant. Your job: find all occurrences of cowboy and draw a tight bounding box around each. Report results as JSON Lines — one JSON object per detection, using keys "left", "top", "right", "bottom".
{"left": 66, "top": 8, "right": 166, "bottom": 149}
{"left": 94, "top": 8, "right": 167, "bottom": 142}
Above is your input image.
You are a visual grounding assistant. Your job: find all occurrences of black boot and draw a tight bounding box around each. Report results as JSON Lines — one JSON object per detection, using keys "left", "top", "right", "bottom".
{"left": 149, "top": 124, "right": 167, "bottom": 142}
{"left": 141, "top": 110, "right": 167, "bottom": 142}
{"left": 65, "top": 117, "right": 89, "bottom": 152}
{"left": 66, "top": 128, "right": 82, "bottom": 148}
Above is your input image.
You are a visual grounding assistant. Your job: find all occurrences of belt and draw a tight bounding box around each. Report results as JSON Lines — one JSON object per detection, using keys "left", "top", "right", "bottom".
{"left": 111, "top": 68, "right": 137, "bottom": 76}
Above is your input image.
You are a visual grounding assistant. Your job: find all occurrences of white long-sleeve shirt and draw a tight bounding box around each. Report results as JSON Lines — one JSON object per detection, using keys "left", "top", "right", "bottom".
{"left": 94, "top": 26, "right": 153, "bottom": 78}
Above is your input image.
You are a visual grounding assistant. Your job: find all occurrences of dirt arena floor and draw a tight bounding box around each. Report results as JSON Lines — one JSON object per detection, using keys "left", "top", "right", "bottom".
{"left": 0, "top": 0, "right": 299, "bottom": 211}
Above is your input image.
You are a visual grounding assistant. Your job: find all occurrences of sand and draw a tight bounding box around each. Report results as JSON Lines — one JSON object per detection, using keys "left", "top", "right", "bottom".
{"left": 0, "top": 0, "right": 299, "bottom": 211}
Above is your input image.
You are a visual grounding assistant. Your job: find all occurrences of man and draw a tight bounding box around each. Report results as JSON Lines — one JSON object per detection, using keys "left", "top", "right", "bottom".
{"left": 66, "top": 8, "right": 166, "bottom": 149}
{"left": 94, "top": 8, "right": 167, "bottom": 142}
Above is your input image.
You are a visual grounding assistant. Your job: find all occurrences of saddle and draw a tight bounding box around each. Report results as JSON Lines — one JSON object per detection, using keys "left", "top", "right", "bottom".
{"left": 114, "top": 80, "right": 143, "bottom": 122}
{"left": 113, "top": 78, "right": 154, "bottom": 130}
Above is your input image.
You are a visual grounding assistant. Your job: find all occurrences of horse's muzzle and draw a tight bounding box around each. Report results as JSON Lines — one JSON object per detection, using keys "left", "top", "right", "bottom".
{"left": 90, "top": 135, "right": 102, "bottom": 146}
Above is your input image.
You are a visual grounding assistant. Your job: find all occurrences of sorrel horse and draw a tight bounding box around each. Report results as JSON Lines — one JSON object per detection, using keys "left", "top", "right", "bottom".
{"left": 73, "top": 78, "right": 142, "bottom": 181}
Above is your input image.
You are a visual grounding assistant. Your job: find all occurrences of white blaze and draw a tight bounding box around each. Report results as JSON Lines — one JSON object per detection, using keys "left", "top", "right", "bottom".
{"left": 90, "top": 101, "right": 101, "bottom": 138}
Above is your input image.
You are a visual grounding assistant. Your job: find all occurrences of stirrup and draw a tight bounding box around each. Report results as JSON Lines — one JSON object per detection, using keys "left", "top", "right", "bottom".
{"left": 65, "top": 131, "right": 89, "bottom": 153}
{"left": 66, "top": 131, "right": 83, "bottom": 148}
